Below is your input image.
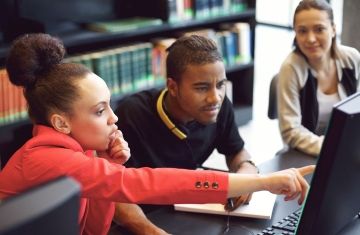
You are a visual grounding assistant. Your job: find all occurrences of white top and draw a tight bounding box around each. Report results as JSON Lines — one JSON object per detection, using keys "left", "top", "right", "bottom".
{"left": 316, "top": 89, "right": 340, "bottom": 135}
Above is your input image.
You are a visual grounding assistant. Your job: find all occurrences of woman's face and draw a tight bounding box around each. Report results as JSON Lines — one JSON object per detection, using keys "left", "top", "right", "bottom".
{"left": 294, "top": 8, "right": 335, "bottom": 62}
{"left": 67, "top": 73, "right": 118, "bottom": 151}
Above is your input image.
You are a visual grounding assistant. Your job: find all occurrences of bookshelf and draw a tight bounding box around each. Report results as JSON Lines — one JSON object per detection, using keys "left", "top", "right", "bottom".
{"left": 0, "top": 0, "right": 256, "bottom": 167}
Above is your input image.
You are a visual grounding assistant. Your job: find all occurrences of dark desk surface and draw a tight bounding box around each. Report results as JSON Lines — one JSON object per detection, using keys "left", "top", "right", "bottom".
{"left": 109, "top": 149, "right": 360, "bottom": 235}
{"left": 109, "top": 149, "right": 315, "bottom": 235}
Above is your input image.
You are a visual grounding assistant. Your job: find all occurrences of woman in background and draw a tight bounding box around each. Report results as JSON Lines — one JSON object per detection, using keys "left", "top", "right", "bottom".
{"left": 0, "top": 33, "right": 314, "bottom": 235}
{"left": 277, "top": 0, "right": 360, "bottom": 156}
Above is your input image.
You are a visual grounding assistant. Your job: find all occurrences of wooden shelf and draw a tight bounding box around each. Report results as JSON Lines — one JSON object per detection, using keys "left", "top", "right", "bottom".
{"left": 0, "top": 0, "right": 257, "bottom": 167}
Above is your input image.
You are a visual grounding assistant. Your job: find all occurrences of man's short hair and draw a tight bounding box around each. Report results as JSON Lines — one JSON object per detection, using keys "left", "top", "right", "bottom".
{"left": 166, "top": 35, "right": 223, "bottom": 82}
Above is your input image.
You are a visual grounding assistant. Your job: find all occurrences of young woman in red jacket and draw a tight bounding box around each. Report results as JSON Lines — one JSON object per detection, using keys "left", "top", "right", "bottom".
{"left": 0, "top": 33, "right": 314, "bottom": 235}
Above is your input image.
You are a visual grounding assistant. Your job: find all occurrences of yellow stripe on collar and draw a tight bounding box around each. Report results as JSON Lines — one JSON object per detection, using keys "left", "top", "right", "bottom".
{"left": 156, "top": 89, "right": 187, "bottom": 140}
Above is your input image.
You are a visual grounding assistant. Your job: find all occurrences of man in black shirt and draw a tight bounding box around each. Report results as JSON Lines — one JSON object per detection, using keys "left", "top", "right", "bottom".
{"left": 113, "top": 35, "right": 259, "bottom": 235}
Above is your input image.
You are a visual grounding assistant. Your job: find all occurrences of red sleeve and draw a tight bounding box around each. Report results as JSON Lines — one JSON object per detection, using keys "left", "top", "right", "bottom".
{"left": 25, "top": 148, "right": 229, "bottom": 205}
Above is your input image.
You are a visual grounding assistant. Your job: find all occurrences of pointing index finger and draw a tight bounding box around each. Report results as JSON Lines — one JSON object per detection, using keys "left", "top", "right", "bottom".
{"left": 298, "top": 165, "right": 316, "bottom": 176}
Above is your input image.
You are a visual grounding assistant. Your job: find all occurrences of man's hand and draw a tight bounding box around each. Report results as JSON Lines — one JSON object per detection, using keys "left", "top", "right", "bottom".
{"left": 224, "top": 195, "right": 251, "bottom": 211}
{"left": 225, "top": 160, "right": 258, "bottom": 211}
{"left": 97, "top": 130, "right": 131, "bottom": 164}
{"left": 114, "top": 203, "right": 171, "bottom": 235}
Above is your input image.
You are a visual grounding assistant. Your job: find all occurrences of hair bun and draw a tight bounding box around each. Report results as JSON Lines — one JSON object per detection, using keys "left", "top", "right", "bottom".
{"left": 6, "top": 33, "right": 66, "bottom": 88}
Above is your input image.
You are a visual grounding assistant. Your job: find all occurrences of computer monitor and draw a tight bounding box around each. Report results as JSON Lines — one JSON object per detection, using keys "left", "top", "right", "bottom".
{"left": 296, "top": 92, "right": 360, "bottom": 235}
{"left": 0, "top": 176, "right": 81, "bottom": 235}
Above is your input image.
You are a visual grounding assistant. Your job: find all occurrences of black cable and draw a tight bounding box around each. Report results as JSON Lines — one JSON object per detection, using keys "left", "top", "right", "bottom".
{"left": 220, "top": 213, "right": 255, "bottom": 235}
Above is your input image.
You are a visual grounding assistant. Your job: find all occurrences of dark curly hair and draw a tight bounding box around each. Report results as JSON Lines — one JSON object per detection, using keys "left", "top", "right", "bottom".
{"left": 166, "top": 35, "right": 223, "bottom": 82}
{"left": 6, "top": 33, "right": 91, "bottom": 125}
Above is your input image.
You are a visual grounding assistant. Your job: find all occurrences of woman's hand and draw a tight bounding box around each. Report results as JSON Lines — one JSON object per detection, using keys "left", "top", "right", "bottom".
{"left": 262, "top": 165, "right": 315, "bottom": 205}
{"left": 98, "top": 130, "right": 131, "bottom": 164}
{"left": 228, "top": 165, "right": 315, "bottom": 205}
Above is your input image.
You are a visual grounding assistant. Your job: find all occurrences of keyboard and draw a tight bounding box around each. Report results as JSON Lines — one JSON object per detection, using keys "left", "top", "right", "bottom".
{"left": 257, "top": 208, "right": 302, "bottom": 235}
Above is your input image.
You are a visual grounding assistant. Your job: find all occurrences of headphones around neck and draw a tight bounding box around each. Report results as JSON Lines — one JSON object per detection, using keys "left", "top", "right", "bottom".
{"left": 156, "top": 89, "right": 187, "bottom": 140}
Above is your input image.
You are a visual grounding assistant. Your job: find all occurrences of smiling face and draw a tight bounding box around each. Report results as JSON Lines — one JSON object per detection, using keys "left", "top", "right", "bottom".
{"left": 65, "top": 73, "right": 118, "bottom": 151}
{"left": 294, "top": 8, "right": 336, "bottom": 62}
{"left": 167, "top": 61, "right": 227, "bottom": 125}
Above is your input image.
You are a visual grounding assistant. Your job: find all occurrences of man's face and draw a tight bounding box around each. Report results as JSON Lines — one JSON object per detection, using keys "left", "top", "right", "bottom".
{"left": 168, "top": 61, "right": 227, "bottom": 125}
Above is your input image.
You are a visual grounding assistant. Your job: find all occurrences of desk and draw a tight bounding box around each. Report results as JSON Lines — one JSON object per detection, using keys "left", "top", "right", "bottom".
{"left": 109, "top": 149, "right": 360, "bottom": 235}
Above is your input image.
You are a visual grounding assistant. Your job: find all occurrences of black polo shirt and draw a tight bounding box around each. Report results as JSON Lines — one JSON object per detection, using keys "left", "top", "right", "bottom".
{"left": 115, "top": 88, "right": 245, "bottom": 169}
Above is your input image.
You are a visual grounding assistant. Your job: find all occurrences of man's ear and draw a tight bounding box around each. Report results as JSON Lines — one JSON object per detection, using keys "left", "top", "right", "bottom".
{"left": 167, "top": 77, "right": 179, "bottom": 97}
{"left": 50, "top": 113, "right": 71, "bottom": 134}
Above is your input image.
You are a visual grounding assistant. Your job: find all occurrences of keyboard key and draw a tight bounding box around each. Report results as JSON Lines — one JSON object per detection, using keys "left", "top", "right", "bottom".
{"left": 259, "top": 208, "right": 301, "bottom": 235}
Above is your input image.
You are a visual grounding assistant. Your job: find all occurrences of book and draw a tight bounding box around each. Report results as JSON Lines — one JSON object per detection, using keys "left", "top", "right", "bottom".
{"left": 181, "top": 28, "right": 217, "bottom": 42}
{"left": 174, "top": 191, "right": 277, "bottom": 219}
{"left": 176, "top": 0, "right": 185, "bottom": 22}
{"left": 117, "top": 46, "right": 134, "bottom": 94}
{"left": 183, "top": 0, "right": 194, "bottom": 20}
{"left": 151, "top": 38, "right": 176, "bottom": 85}
{"left": 0, "top": 69, "right": 28, "bottom": 125}
{"left": 168, "top": 0, "right": 179, "bottom": 23}
{"left": 0, "top": 69, "right": 5, "bottom": 125}
{"left": 86, "top": 17, "right": 163, "bottom": 33}
{"left": 231, "top": 22, "right": 252, "bottom": 63}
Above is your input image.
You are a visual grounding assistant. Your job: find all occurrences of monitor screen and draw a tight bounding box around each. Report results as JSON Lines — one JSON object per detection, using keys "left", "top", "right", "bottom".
{"left": 0, "top": 176, "right": 80, "bottom": 235}
{"left": 296, "top": 92, "right": 360, "bottom": 235}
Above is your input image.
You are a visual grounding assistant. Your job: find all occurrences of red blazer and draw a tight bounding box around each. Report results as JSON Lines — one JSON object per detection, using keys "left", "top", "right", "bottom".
{"left": 0, "top": 125, "right": 228, "bottom": 235}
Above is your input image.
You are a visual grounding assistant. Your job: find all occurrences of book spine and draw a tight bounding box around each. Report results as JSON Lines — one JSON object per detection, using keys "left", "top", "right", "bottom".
{"left": 130, "top": 45, "right": 142, "bottom": 90}
{"left": 184, "top": 0, "right": 194, "bottom": 20}
{"left": 234, "top": 22, "right": 252, "bottom": 63}
{"left": 19, "top": 85, "right": 27, "bottom": 120}
{"left": 92, "top": 53, "right": 107, "bottom": 88}
{"left": 119, "top": 47, "right": 133, "bottom": 94}
{"left": 215, "top": 31, "right": 227, "bottom": 66}
{"left": 0, "top": 69, "right": 5, "bottom": 125}
{"left": 231, "top": 0, "right": 247, "bottom": 13}
{"left": 139, "top": 43, "right": 150, "bottom": 89}
{"left": 222, "top": 0, "right": 230, "bottom": 15}
{"left": 4, "top": 71, "right": 15, "bottom": 124}
{"left": 143, "top": 43, "right": 154, "bottom": 87}
{"left": 168, "top": 0, "right": 178, "bottom": 23}
{"left": 151, "top": 38, "right": 176, "bottom": 86}
{"left": 176, "top": 0, "right": 185, "bottom": 21}
{"left": 109, "top": 52, "right": 120, "bottom": 96}
{"left": 225, "top": 31, "right": 237, "bottom": 66}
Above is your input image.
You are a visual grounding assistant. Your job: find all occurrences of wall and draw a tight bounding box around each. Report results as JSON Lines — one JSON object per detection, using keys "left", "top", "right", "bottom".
{"left": 341, "top": 0, "right": 360, "bottom": 50}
